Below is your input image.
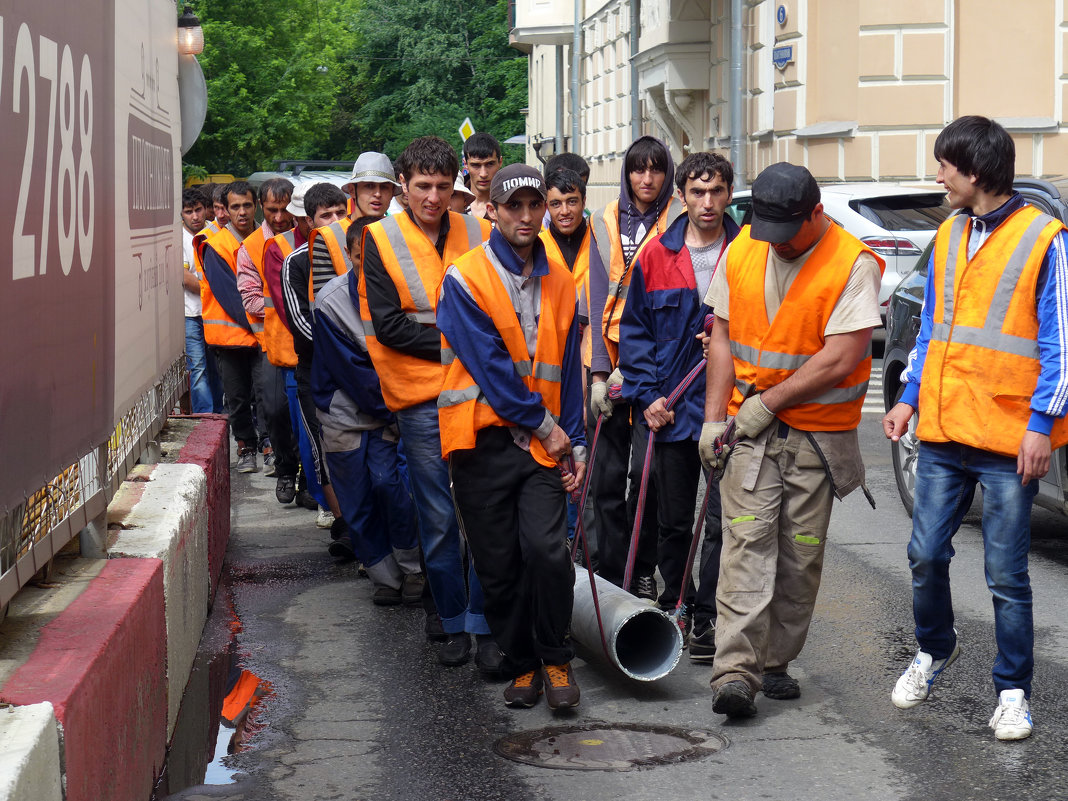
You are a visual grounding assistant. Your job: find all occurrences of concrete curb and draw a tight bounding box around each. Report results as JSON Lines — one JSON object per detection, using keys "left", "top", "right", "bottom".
{"left": 0, "top": 415, "right": 231, "bottom": 801}
{"left": 0, "top": 703, "right": 63, "bottom": 801}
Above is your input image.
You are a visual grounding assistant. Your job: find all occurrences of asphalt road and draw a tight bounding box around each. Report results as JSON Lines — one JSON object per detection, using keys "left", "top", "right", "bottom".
{"left": 160, "top": 378, "right": 1068, "bottom": 801}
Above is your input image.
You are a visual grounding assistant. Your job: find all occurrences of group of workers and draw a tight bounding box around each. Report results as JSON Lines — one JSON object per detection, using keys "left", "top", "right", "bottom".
{"left": 180, "top": 115, "right": 1068, "bottom": 740}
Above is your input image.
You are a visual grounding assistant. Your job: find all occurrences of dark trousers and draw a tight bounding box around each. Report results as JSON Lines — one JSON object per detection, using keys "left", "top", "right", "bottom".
{"left": 294, "top": 359, "right": 329, "bottom": 487}
{"left": 259, "top": 359, "right": 299, "bottom": 478}
{"left": 450, "top": 427, "right": 575, "bottom": 676}
{"left": 652, "top": 439, "right": 722, "bottom": 623}
{"left": 593, "top": 408, "right": 658, "bottom": 588}
{"left": 213, "top": 345, "right": 264, "bottom": 447}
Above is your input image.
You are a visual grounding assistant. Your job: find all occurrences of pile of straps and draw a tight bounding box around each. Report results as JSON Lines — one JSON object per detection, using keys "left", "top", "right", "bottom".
{"left": 562, "top": 313, "right": 738, "bottom": 661}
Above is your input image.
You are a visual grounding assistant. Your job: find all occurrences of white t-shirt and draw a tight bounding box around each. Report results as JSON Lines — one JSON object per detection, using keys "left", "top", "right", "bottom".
{"left": 183, "top": 226, "right": 201, "bottom": 317}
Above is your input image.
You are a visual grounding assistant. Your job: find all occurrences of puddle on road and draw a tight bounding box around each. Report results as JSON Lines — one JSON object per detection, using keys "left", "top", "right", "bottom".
{"left": 152, "top": 573, "right": 274, "bottom": 799}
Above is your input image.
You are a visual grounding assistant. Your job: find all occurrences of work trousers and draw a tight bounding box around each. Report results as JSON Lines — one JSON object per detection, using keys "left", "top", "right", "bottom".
{"left": 711, "top": 422, "right": 834, "bottom": 694}
{"left": 283, "top": 367, "right": 325, "bottom": 506}
{"left": 451, "top": 427, "right": 576, "bottom": 676}
{"left": 652, "top": 439, "right": 722, "bottom": 621}
{"left": 213, "top": 345, "right": 264, "bottom": 447}
{"left": 258, "top": 359, "right": 299, "bottom": 479}
{"left": 593, "top": 407, "right": 658, "bottom": 589}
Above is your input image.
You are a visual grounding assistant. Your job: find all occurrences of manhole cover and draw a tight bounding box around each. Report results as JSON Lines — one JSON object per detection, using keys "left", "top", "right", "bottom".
{"left": 494, "top": 722, "right": 727, "bottom": 771}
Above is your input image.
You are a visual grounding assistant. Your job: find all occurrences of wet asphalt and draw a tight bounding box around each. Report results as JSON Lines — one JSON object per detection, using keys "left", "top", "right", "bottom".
{"left": 158, "top": 384, "right": 1068, "bottom": 801}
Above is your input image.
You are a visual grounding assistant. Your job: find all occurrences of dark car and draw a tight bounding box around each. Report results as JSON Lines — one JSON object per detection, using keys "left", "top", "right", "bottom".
{"left": 882, "top": 177, "right": 1068, "bottom": 517}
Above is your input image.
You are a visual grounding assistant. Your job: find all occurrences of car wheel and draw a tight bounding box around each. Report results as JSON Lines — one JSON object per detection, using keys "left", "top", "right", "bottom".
{"left": 890, "top": 386, "right": 919, "bottom": 517}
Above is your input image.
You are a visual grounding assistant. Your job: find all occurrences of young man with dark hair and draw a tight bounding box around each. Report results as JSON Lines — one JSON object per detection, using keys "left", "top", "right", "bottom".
{"left": 619, "top": 151, "right": 738, "bottom": 659}
{"left": 700, "top": 162, "right": 883, "bottom": 718}
{"left": 884, "top": 115, "right": 1068, "bottom": 741}
{"left": 199, "top": 181, "right": 266, "bottom": 473}
{"left": 281, "top": 182, "right": 352, "bottom": 533}
{"left": 311, "top": 216, "right": 422, "bottom": 605}
{"left": 342, "top": 152, "right": 402, "bottom": 221}
{"left": 544, "top": 152, "right": 591, "bottom": 185}
{"left": 438, "top": 164, "right": 586, "bottom": 709}
{"left": 462, "top": 132, "right": 502, "bottom": 220}
{"left": 198, "top": 183, "right": 222, "bottom": 234}
{"left": 358, "top": 136, "right": 496, "bottom": 670}
{"left": 212, "top": 184, "right": 230, "bottom": 230}
{"left": 587, "top": 136, "right": 683, "bottom": 601}
{"left": 182, "top": 188, "right": 223, "bottom": 414}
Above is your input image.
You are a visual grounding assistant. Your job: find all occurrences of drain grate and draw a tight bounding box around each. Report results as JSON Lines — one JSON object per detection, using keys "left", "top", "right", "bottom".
{"left": 494, "top": 722, "right": 727, "bottom": 771}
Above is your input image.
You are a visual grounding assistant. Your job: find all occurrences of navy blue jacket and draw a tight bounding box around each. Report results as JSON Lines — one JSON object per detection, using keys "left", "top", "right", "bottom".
{"left": 619, "top": 212, "right": 740, "bottom": 441}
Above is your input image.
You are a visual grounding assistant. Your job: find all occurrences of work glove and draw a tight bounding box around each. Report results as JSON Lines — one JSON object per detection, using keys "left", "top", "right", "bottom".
{"left": 698, "top": 421, "right": 730, "bottom": 471}
{"left": 590, "top": 381, "right": 613, "bottom": 418}
{"left": 734, "top": 393, "right": 776, "bottom": 440}
{"left": 607, "top": 367, "right": 624, "bottom": 389}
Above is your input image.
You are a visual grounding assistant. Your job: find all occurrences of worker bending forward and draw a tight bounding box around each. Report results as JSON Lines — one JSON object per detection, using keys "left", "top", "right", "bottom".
{"left": 437, "top": 165, "right": 587, "bottom": 710}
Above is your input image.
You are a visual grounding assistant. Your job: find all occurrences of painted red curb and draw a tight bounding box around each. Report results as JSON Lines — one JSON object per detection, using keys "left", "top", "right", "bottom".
{"left": 174, "top": 414, "right": 230, "bottom": 600}
{"left": 0, "top": 559, "right": 168, "bottom": 801}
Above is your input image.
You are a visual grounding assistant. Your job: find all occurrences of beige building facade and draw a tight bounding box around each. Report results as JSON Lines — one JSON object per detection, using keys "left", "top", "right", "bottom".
{"left": 512, "top": 0, "right": 1068, "bottom": 208}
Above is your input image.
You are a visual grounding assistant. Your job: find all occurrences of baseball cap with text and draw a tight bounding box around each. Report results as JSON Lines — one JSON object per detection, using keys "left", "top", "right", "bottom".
{"left": 749, "top": 162, "right": 821, "bottom": 244}
{"left": 490, "top": 164, "right": 547, "bottom": 203}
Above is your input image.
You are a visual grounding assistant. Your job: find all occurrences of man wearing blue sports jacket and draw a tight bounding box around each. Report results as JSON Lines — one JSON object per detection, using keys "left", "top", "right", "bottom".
{"left": 618, "top": 152, "right": 739, "bottom": 660}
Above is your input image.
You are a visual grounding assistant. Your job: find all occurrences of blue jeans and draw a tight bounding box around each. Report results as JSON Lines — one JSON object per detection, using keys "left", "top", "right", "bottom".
{"left": 325, "top": 429, "right": 418, "bottom": 568}
{"left": 909, "top": 441, "right": 1038, "bottom": 696}
{"left": 284, "top": 368, "right": 325, "bottom": 507}
{"left": 185, "top": 316, "right": 223, "bottom": 413}
{"left": 396, "top": 401, "right": 488, "bottom": 635}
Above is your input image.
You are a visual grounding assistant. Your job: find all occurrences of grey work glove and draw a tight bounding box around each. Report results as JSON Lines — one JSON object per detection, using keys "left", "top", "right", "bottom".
{"left": 698, "top": 421, "right": 730, "bottom": 471}
{"left": 734, "top": 393, "right": 776, "bottom": 440}
{"left": 590, "top": 381, "right": 613, "bottom": 418}
{"left": 607, "top": 367, "right": 624, "bottom": 389}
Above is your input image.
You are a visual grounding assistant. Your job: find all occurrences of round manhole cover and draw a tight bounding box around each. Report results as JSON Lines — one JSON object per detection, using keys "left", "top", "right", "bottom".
{"left": 494, "top": 722, "right": 727, "bottom": 771}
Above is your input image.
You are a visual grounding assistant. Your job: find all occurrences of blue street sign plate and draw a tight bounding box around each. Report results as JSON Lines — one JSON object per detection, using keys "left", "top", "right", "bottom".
{"left": 773, "top": 45, "right": 793, "bottom": 70}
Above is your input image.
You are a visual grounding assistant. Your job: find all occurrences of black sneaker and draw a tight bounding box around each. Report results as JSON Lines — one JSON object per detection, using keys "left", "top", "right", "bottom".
{"left": 633, "top": 574, "right": 658, "bottom": 602}
{"left": 474, "top": 635, "right": 506, "bottom": 679}
{"left": 328, "top": 540, "right": 356, "bottom": 562}
{"left": 438, "top": 633, "right": 472, "bottom": 666}
{"left": 295, "top": 489, "right": 318, "bottom": 511}
{"left": 329, "top": 517, "right": 348, "bottom": 542}
{"left": 712, "top": 680, "right": 758, "bottom": 718}
{"left": 275, "top": 475, "right": 296, "bottom": 505}
{"left": 401, "top": 572, "right": 425, "bottom": 605}
{"left": 424, "top": 611, "right": 447, "bottom": 643}
{"left": 689, "top": 619, "right": 716, "bottom": 663}
{"left": 372, "top": 585, "right": 402, "bottom": 606}
{"left": 762, "top": 671, "right": 800, "bottom": 700}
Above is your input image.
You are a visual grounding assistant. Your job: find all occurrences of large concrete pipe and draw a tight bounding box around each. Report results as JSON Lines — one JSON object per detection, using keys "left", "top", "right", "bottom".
{"left": 571, "top": 573, "right": 683, "bottom": 681}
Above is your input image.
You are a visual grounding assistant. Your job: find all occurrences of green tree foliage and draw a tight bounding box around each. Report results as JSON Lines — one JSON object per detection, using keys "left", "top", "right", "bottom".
{"left": 184, "top": 0, "right": 526, "bottom": 174}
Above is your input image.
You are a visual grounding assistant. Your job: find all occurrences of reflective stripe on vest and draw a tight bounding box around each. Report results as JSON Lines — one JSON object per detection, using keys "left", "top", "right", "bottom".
{"left": 358, "top": 212, "right": 491, "bottom": 411}
{"left": 917, "top": 205, "right": 1068, "bottom": 455}
{"left": 200, "top": 225, "right": 258, "bottom": 348}
{"left": 438, "top": 243, "right": 575, "bottom": 467}
{"left": 262, "top": 229, "right": 299, "bottom": 367}
{"left": 308, "top": 219, "right": 352, "bottom": 302}
{"left": 725, "top": 223, "right": 884, "bottom": 431}
{"left": 591, "top": 196, "right": 682, "bottom": 366}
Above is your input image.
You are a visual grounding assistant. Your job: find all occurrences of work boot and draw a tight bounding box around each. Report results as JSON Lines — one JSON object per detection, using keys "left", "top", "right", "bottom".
{"left": 712, "top": 680, "right": 758, "bottom": 718}
{"left": 275, "top": 475, "right": 296, "bottom": 505}
{"left": 372, "top": 584, "right": 402, "bottom": 606}
{"left": 328, "top": 539, "right": 356, "bottom": 563}
{"left": 424, "top": 611, "right": 447, "bottom": 643}
{"left": 504, "top": 670, "right": 543, "bottom": 708}
{"left": 542, "top": 663, "right": 580, "bottom": 710}
{"left": 401, "top": 572, "right": 426, "bottom": 606}
{"left": 762, "top": 671, "right": 801, "bottom": 700}
{"left": 438, "top": 633, "right": 472, "bottom": 667}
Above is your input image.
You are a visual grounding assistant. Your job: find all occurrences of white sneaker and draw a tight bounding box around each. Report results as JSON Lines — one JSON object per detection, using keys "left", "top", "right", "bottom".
{"left": 989, "top": 689, "right": 1033, "bottom": 741}
{"left": 316, "top": 507, "right": 335, "bottom": 529}
{"left": 891, "top": 640, "right": 961, "bottom": 709}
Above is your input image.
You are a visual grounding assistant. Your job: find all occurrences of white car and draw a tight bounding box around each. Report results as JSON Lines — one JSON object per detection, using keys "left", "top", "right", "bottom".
{"left": 726, "top": 182, "right": 951, "bottom": 323}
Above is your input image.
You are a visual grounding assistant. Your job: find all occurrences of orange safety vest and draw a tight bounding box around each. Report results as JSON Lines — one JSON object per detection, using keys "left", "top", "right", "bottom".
{"left": 307, "top": 218, "right": 352, "bottom": 301}
{"left": 240, "top": 227, "right": 269, "bottom": 348}
{"left": 358, "top": 212, "right": 491, "bottom": 411}
{"left": 725, "top": 223, "right": 884, "bottom": 432}
{"left": 540, "top": 226, "right": 592, "bottom": 368}
{"left": 199, "top": 225, "right": 259, "bottom": 349}
{"left": 261, "top": 230, "right": 299, "bottom": 368}
{"left": 438, "top": 244, "right": 576, "bottom": 467}
{"left": 917, "top": 205, "right": 1068, "bottom": 456}
{"left": 590, "top": 197, "right": 682, "bottom": 367}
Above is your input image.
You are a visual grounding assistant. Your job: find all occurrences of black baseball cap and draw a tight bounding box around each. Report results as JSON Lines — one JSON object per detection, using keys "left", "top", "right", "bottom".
{"left": 749, "top": 163, "right": 821, "bottom": 244}
{"left": 490, "top": 164, "right": 547, "bottom": 203}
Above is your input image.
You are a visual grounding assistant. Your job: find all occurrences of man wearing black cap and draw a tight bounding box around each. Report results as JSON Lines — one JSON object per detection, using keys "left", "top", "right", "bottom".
{"left": 437, "top": 163, "right": 587, "bottom": 710}
{"left": 698, "top": 162, "right": 883, "bottom": 718}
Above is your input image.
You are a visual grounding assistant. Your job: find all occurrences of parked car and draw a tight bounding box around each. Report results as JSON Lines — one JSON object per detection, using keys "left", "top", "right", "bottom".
{"left": 726, "top": 182, "right": 952, "bottom": 324}
{"left": 881, "top": 177, "right": 1068, "bottom": 517}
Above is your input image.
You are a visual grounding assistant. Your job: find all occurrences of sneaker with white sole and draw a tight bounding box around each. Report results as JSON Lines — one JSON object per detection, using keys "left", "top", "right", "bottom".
{"left": 316, "top": 507, "right": 335, "bottom": 529}
{"left": 892, "top": 640, "right": 961, "bottom": 709}
{"left": 989, "top": 689, "right": 1033, "bottom": 741}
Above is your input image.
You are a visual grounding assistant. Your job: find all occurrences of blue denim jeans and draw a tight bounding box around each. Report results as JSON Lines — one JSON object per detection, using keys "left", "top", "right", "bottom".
{"left": 395, "top": 401, "right": 488, "bottom": 635}
{"left": 284, "top": 368, "right": 325, "bottom": 507}
{"left": 325, "top": 429, "right": 418, "bottom": 568}
{"left": 909, "top": 441, "right": 1039, "bottom": 696}
{"left": 185, "top": 316, "right": 223, "bottom": 413}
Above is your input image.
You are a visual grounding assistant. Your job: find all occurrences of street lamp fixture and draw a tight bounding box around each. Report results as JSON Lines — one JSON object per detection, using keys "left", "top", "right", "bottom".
{"left": 177, "top": 6, "right": 204, "bottom": 56}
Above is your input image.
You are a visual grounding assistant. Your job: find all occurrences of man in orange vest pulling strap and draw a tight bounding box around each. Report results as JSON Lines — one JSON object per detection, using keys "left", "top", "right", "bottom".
{"left": 699, "top": 162, "right": 883, "bottom": 719}
{"left": 883, "top": 116, "right": 1068, "bottom": 741}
